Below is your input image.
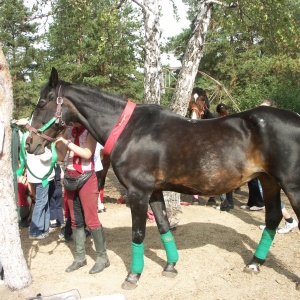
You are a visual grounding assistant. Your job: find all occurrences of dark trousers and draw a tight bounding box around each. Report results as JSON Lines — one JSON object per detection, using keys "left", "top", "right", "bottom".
{"left": 63, "top": 197, "right": 87, "bottom": 238}
{"left": 247, "top": 178, "right": 264, "bottom": 207}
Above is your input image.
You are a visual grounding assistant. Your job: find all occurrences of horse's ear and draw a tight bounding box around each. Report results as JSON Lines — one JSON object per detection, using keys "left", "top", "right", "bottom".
{"left": 49, "top": 67, "right": 59, "bottom": 88}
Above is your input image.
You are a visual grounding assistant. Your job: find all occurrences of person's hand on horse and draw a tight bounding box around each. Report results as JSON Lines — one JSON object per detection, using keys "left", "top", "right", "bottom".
{"left": 54, "top": 136, "right": 68, "bottom": 146}
{"left": 13, "top": 118, "right": 29, "bottom": 127}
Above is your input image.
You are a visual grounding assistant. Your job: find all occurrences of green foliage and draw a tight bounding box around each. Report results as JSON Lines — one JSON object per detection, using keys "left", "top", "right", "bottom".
{"left": 0, "top": 0, "right": 42, "bottom": 117}
{"left": 45, "top": 0, "right": 144, "bottom": 97}
{"left": 1, "top": 0, "right": 145, "bottom": 117}
{"left": 169, "top": 0, "right": 300, "bottom": 113}
{"left": 13, "top": 79, "right": 42, "bottom": 118}
{"left": 230, "top": 55, "right": 300, "bottom": 112}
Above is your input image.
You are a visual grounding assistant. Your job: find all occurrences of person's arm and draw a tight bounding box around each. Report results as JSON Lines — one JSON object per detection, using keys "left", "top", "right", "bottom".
{"left": 55, "top": 132, "right": 97, "bottom": 160}
{"left": 54, "top": 131, "right": 69, "bottom": 162}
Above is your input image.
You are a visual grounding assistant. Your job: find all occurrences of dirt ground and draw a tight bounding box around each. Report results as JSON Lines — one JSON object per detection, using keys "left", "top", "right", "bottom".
{"left": 1, "top": 169, "right": 300, "bottom": 300}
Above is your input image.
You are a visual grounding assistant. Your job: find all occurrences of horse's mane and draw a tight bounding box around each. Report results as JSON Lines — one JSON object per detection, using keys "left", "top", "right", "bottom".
{"left": 64, "top": 81, "right": 126, "bottom": 107}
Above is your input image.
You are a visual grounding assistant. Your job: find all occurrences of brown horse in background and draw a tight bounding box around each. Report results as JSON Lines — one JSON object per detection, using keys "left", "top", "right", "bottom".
{"left": 188, "top": 87, "right": 214, "bottom": 120}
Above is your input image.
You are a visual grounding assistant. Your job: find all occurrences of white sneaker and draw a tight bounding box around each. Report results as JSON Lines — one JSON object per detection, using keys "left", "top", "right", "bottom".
{"left": 250, "top": 206, "right": 264, "bottom": 211}
{"left": 277, "top": 220, "right": 298, "bottom": 234}
{"left": 97, "top": 202, "right": 106, "bottom": 213}
{"left": 240, "top": 205, "right": 250, "bottom": 210}
{"left": 259, "top": 225, "right": 266, "bottom": 230}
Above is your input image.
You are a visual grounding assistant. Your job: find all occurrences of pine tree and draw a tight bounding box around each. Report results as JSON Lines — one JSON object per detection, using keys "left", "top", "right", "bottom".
{"left": 0, "top": 0, "right": 41, "bottom": 118}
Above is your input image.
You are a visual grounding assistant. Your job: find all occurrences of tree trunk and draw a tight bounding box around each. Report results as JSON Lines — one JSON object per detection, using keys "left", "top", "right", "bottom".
{"left": 138, "top": 0, "right": 163, "bottom": 104}
{"left": 170, "top": 0, "right": 212, "bottom": 115}
{"left": 0, "top": 45, "right": 32, "bottom": 289}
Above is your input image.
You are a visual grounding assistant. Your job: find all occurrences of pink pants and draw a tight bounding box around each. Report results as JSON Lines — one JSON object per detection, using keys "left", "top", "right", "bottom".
{"left": 64, "top": 170, "right": 101, "bottom": 230}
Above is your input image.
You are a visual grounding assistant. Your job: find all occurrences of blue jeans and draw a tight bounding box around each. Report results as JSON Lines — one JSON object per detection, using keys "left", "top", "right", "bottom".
{"left": 49, "top": 180, "right": 64, "bottom": 226}
{"left": 29, "top": 182, "right": 51, "bottom": 237}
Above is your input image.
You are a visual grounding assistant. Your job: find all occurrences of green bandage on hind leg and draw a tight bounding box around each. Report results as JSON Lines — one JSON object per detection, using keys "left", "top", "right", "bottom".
{"left": 254, "top": 228, "right": 276, "bottom": 260}
{"left": 160, "top": 231, "right": 179, "bottom": 263}
{"left": 131, "top": 242, "right": 144, "bottom": 274}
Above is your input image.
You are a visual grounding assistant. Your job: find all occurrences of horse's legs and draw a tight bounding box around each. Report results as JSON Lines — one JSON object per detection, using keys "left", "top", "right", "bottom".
{"left": 244, "top": 174, "right": 282, "bottom": 273}
{"left": 149, "top": 191, "right": 179, "bottom": 278}
{"left": 95, "top": 155, "right": 110, "bottom": 211}
{"left": 121, "top": 189, "right": 150, "bottom": 290}
{"left": 96, "top": 155, "right": 111, "bottom": 191}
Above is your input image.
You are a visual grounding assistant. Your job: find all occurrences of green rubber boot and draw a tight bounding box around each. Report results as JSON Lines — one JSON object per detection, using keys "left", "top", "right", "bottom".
{"left": 65, "top": 227, "right": 87, "bottom": 272}
{"left": 89, "top": 226, "right": 110, "bottom": 274}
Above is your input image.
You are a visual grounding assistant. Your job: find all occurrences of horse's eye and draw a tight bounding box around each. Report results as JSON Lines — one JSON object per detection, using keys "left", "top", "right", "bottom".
{"left": 37, "top": 98, "right": 47, "bottom": 108}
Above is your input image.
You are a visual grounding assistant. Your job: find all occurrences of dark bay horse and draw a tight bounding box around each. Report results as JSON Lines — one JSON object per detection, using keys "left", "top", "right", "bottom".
{"left": 26, "top": 68, "right": 300, "bottom": 290}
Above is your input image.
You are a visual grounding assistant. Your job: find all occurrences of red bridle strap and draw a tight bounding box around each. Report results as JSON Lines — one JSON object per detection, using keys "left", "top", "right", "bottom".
{"left": 25, "top": 124, "right": 56, "bottom": 142}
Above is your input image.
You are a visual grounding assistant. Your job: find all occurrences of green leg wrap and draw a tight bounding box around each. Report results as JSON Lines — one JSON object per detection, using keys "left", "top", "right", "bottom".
{"left": 160, "top": 231, "right": 179, "bottom": 263}
{"left": 254, "top": 228, "right": 276, "bottom": 260}
{"left": 131, "top": 242, "right": 144, "bottom": 274}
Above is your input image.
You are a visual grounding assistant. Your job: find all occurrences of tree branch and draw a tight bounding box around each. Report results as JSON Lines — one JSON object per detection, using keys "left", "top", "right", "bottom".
{"left": 130, "top": 0, "right": 156, "bottom": 15}
{"left": 130, "top": 0, "right": 146, "bottom": 11}
{"left": 116, "top": 0, "right": 127, "bottom": 9}
{"left": 206, "top": 0, "right": 238, "bottom": 7}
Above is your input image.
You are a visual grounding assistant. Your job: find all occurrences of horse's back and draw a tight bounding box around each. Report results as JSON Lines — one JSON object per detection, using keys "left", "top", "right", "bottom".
{"left": 113, "top": 104, "right": 300, "bottom": 194}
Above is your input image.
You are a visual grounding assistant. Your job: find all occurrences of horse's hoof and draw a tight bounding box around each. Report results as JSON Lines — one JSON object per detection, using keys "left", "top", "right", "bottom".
{"left": 121, "top": 280, "right": 138, "bottom": 290}
{"left": 121, "top": 273, "right": 140, "bottom": 290}
{"left": 243, "top": 263, "right": 260, "bottom": 274}
{"left": 162, "top": 262, "right": 178, "bottom": 278}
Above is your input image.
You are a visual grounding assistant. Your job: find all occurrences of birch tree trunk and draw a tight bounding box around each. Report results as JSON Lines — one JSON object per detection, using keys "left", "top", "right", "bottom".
{"left": 0, "top": 45, "right": 32, "bottom": 289}
{"left": 170, "top": 0, "right": 212, "bottom": 115}
{"left": 132, "top": 0, "right": 163, "bottom": 104}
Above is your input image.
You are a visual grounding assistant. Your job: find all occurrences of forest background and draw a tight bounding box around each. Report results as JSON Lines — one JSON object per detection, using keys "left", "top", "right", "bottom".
{"left": 1, "top": 0, "right": 299, "bottom": 119}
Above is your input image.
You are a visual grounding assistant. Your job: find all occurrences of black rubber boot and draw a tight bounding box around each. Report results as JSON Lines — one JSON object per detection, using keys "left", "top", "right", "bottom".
{"left": 226, "top": 191, "right": 234, "bottom": 208}
{"left": 19, "top": 206, "right": 31, "bottom": 227}
{"left": 65, "top": 227, "right": 87, "bottom": 272}
{"left": 220, "top": 192, "right": 234, "bottom": 211}
{"left": 207, "top": 197, "right": 216, "bottom": 206}
{"left": 89, "top": 226, "right": 110, "bottom": 274}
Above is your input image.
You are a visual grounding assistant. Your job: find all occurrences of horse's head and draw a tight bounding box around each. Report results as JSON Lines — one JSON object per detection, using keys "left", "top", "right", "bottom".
{"left": 188, "top": 87, "right": 210, "bottom": 120}
{"left": 26, "top": 67, "right": 74, "bottom": 154}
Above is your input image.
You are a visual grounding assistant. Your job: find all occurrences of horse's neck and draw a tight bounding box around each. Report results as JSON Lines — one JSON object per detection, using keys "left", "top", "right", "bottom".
{"left": 66, "top": 87, "right": 126, "bottom": 145}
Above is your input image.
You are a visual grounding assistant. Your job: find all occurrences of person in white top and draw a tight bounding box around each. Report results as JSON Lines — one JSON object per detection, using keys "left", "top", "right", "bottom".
{"left": 94, "top": 142, "right": 106, "bottom": 212}
{"left": 15, "top": 118, "right": 55, "bottom": 240}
